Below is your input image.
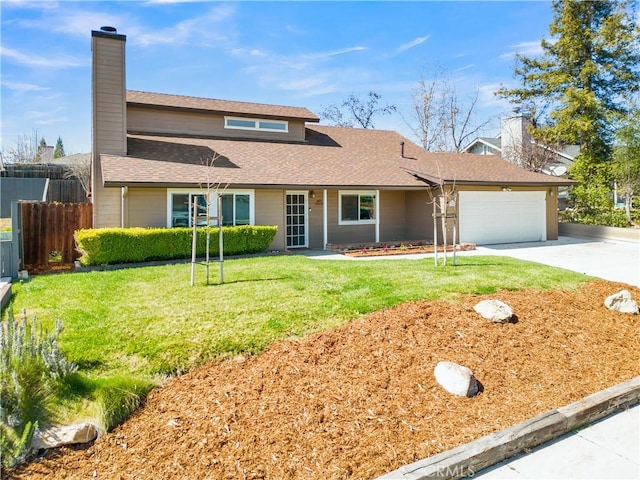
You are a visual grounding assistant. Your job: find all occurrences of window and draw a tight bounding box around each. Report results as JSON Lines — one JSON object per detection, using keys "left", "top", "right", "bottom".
{"left": 224, "top": 116, "right": 288, "bottom": 133}
{"left": 170, "top": 193, "right": 207, "bottom": 227}
{"left": 168, "top": 189, "right": 254, "bottom": 227}
{"left": 338, "top": 191, "right": 376, "bottom": 225}
{"left": 220, "top": 193, "right": 251, "bottom": 226}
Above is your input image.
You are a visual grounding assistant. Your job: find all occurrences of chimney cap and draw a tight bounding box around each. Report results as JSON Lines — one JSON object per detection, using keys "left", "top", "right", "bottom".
{"left": 92, "top": 27, "right": 126, "bottom": 41}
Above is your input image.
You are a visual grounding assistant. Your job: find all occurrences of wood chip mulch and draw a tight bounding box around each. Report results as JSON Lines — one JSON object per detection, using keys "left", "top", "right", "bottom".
{"left": 7, "top": 280, "right": 640, "bottom": 480}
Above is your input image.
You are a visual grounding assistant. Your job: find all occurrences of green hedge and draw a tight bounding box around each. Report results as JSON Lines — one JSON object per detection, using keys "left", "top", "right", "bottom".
{"left": 74, "top": 226, "right": 278, "bottom": 266}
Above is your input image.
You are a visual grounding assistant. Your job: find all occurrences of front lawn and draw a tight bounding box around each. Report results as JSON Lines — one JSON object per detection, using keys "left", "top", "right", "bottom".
{"left": 8, "top": 254, "right": 590, "bottom": 428}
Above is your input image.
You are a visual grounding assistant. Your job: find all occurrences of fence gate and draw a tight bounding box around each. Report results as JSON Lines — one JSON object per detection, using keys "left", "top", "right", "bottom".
{"left": 20, "top": 202, "right": 93, "bottom": 271}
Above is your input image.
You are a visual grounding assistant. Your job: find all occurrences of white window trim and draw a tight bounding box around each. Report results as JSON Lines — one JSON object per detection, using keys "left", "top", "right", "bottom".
{"left": 224, "top": 116, "right": 289, "bottom": 133}
{"left": 167, "top": 188, "right": 255, "bottom": 227}
{"left": 338, "top": 190, "right": 377, "bottom": 225}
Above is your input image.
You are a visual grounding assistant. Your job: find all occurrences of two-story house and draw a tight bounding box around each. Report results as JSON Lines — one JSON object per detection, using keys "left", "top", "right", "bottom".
{"left": 91, "top": 27, "right": 574, "bottom": 248}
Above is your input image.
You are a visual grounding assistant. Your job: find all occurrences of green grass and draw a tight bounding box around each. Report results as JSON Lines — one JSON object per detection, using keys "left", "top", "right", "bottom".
{"left": 7, "top": 254, "right": 591, "bottom": 429}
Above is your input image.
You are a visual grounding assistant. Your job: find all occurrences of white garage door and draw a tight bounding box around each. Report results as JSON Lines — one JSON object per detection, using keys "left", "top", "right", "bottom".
{"left": 459, "top": 191, "right": 547, "bottom": 245}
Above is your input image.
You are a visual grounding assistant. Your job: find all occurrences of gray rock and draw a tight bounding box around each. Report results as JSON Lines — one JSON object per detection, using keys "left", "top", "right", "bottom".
{"left": 474, "top": 299, "right": 514, "bottom": 323}
{"left": 604, "top": 290, "right": 639, "bottom": 314}
{"left": 434, "top": 361, "right": 479, "bottom": 397}
{"left": 31, "top": 422, "right": 103, "bottom": 450}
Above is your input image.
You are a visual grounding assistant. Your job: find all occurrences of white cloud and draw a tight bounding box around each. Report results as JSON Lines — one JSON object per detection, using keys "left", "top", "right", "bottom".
{"left": 500, "top": 40, "right": 544, "bottom": 60}
{"left": 28, "top": 110, "right": 68, "bottom": 126}
{"left": 134, "top": 4, "right": 236, "bottom": 47}
{"left": 9, "top": 3, "right": 235, "bottom": 48}
{"left": 396, "top": 35, "right": 430, "bottom": 54}
{"left": 13, "top": 8, "right": 123, "bottom": 38}
{"left": 1, "top": 80, "right": 50, "bottom": 92}
{"left": 0, "top": 45, "right": 87, "bottom": 68}
{"left": 321, "top": 46, "right": 367, "bottom": 58}
{"left": 454, "top": 64, "right": 475, "bottom": 73}
{"left": 478, "top": 83, "right": 511, "bottom": 109}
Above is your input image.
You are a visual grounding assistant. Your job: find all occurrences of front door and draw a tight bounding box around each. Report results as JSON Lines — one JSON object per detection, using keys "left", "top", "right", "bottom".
{"left": 286, "top": 191, "right": 308, "bottom": 248}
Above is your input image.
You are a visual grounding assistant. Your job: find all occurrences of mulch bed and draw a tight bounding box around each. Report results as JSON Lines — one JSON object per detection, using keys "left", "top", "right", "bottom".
{"left": 343, "top": 243, "right": 475, "bottom": 257}
{"left": 7, "top": 280, "right": 640, "bottom": 480}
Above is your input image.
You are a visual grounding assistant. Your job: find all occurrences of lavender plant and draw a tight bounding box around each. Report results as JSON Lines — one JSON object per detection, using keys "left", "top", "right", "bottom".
{"left": 1, "top": 309, "right": 77, "bottom": 467}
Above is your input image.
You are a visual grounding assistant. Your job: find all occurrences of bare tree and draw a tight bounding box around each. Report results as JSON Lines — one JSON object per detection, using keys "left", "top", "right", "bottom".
{"left": 408, "top": 75, "right": 447, "bottom": 151}
{"left": 2, "top": 129, "right": 43, "bottom": 164}
{"left": 406, "top": 69, "right": 492, "bottom": 152}
{"left": 63, "top": 156, "right": 92, "bottom": 198}
{"left": 321, "top": 91, "right": 396, "bottom": 129}
{"left": 502, "top": 137, "right": 564, "bottom": 173}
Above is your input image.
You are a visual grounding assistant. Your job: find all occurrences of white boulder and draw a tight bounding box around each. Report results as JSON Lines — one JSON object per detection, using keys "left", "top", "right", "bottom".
{"left": 31, "top": 422, "right": 103, "bottom": 450}
{"left": 474, "top": 299, "right": 514, "bottom": 323}
{"left": 434, "top": 361, "right": 479, "bottom": 397}
{"left": 604, "top": 290, "right": 639, "bottom": 314}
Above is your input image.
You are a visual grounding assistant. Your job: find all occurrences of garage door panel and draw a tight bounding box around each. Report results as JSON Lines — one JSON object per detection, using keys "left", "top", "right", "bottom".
{"left": 459, "top": 191, "right": 546, "bottom": 245}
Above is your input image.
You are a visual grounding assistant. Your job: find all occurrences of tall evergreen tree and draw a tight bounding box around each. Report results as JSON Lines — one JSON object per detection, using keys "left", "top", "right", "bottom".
{"left": 498, "top": 0, "right": 640, "bottom": 219}
{"left": 612, "top": 105, "right": 640, "bottom": 225}
{"left": 35, "top": 137, "right": 47, "bottom": 163}
{"left": 54, "top": 136, "right": 65, "bottom": 158}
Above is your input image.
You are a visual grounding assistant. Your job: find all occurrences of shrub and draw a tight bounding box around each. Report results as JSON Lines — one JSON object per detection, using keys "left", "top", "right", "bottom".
{"left": 0, "top": 309, "right": 77, "bottom": 468}
{"left": 74, "top": 225, "right": 278, "bottom": 266}
{"left": 560, "top": 207, "right": 630, "bottom": 227}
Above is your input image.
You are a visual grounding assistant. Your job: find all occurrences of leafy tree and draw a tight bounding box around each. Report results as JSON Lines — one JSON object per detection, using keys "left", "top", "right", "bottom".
{"left": 35, "top": 137, "right": 47, "bottom": 163}
{"left": 54, "top": 137, "right": 65, "bottom": 158}
{"left": 497, "top": 0, "right": 640, "bottom": 219}
{"left": 321, "top": 91, "right": 396, "bottom": 129}
{"left": 407, "top": 68, "right": 491, "bottom": 152}
{"left": 612, "top": 106, "right": 640, "bottom": 225}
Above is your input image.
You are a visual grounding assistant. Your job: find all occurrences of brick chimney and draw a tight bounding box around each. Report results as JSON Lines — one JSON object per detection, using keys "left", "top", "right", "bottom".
{"left": 91, "top": 26, "right": 126, "bottom": 227}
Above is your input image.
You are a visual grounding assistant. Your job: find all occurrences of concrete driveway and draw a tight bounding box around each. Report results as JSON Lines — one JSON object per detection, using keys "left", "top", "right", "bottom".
{"left": 310, "top": 234, "right": 639, "bottom": 287}
{"left": 474, "top": 235, "right": 640, "bottom": 287}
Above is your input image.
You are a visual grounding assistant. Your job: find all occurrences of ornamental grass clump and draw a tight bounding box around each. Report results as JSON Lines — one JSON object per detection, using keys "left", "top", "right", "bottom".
{"left": 0, "top": 309, "right": 77, "bottom": 468}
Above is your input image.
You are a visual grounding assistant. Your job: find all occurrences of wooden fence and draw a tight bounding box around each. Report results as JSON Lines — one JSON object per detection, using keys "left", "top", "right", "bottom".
{"left": 21, "top": 202, "right": 93, "bottom": 268}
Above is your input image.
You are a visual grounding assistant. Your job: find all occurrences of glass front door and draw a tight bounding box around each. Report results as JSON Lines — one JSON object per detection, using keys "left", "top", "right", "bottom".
{"left": 286, "top": 192, "right": 307, "bottom": 248}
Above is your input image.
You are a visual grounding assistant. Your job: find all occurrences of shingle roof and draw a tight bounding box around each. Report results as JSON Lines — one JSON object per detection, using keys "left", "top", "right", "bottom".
{"left": 127, "top": 90, "right": 320, "bottom": 122}
{"left": 100, "top": 125, "right": 576, "bottom": 188}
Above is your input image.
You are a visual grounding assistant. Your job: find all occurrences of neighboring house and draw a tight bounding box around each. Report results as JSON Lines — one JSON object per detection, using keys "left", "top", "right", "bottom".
{"left": 91, "top": 27, "right": 574, "bottom": 248}
{"left": 462, "top": 112, "right": 579, "bottom": 177}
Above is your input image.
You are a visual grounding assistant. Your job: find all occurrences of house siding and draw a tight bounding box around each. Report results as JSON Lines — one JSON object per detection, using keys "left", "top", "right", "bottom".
{"left": 126, "top": 188, "right": 167, "bottom": 227}
{"left": 128, "top": 107, "right": 307, "bottom": 142}
{"left": 405, "top": 190, "right": 433, "bottom": 241}
{"left": 92, "top": 31, "right": 127, "bottom": 228}
{"left": 255, "top": 189, "right": 286, "bottom": 251}
{"left": 379, "top": 190, "right": 407, "bottom": 241}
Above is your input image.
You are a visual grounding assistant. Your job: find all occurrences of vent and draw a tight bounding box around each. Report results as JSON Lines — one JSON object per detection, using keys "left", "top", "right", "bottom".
{"left": 100, "top": 26, "right": 117, "bottom": 34}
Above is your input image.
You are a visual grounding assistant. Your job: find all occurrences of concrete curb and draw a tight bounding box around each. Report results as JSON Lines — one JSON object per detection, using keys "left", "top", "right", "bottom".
{"left": 377, "top": 376, "right": 640, "bottom": 480}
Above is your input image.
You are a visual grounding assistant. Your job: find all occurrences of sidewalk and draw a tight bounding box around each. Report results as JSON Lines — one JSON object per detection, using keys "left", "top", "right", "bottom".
{"left": 475, "top": 404, "right": 639, "bottom": 479}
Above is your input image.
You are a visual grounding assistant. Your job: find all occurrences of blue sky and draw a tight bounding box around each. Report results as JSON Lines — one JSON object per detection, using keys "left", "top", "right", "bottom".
{"left": 1, "top": 1, "right": 554, "bottom": 155}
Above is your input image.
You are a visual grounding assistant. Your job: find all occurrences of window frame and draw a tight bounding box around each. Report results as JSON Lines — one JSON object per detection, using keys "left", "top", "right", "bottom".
{"left": 338, "top": 190, "right": 377, "bottom": 225}
{"left": 167, "top": 189, "right": 255, "bottom": 228}
{"left": 224, "top": 116, "right": 289, "bottom": 133}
